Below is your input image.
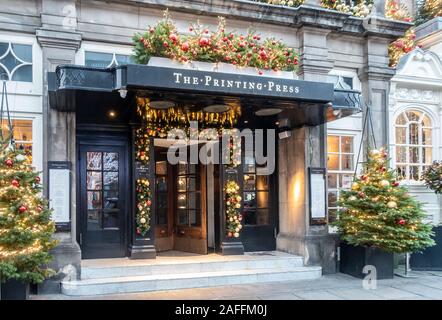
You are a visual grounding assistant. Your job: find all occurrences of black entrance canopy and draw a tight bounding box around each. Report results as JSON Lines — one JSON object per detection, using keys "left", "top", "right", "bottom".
{"left": 48, "top": 64, "right": 361, "bottom": 129}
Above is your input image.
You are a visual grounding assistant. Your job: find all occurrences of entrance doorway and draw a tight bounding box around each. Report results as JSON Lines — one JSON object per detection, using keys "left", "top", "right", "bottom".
{"left": 154, "top": 142, "right": 208, "bottom": 254}
{"left": 78, "top": 142, "right": 128, "bottom": 259}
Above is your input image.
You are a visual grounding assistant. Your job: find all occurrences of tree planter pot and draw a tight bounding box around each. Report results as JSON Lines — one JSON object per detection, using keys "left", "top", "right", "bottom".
{"left": 147, "top": 56, "right": 297, "bottom": 79}
{"left": 1, "top": 279, "right": 30, "bottom": 300}
{"left": 339, "top": 242, "right": 394, "bottom": 279}
{"left": 411, "top": 225, "right": 442, "bottom": 270}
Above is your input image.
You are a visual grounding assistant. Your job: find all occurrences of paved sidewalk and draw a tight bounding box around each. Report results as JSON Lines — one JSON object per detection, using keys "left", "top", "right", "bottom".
{"left": 32, "top": 271, "right": 442, "bottom": 300}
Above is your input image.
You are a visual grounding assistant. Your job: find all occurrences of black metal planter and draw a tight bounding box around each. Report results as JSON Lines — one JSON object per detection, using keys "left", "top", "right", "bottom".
{"left": 339, "top": 242, "right": 394, "bottom": 279}
{"left": 1, "top": 279, "right": 30, "bottom": 300}
{"left": 411, "top": 225, "right": 442, "bottom": 270}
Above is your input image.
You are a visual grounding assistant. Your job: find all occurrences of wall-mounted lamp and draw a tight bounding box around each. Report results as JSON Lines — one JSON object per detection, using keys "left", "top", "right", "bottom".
{"left": 108, "top": 110, "right": 117, "bottom": 118}
{"left": 119, "top": 89, "right": 127, "bottom": 99}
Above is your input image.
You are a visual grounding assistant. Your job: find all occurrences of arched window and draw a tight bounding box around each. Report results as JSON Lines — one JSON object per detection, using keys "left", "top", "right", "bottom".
{"left": 395, "top": 110, "right": 432, "bottom": 181}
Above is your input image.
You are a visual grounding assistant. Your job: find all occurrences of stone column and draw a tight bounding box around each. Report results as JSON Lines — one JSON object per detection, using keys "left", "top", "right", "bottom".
{"left": 358, "top": 36, "right": 395, "bottom": 148}
{"left": 36, "top": 0, "right": 82, "bottom": 293}
{"left": 277, "top": 26, "right": 338, "bottom": 274}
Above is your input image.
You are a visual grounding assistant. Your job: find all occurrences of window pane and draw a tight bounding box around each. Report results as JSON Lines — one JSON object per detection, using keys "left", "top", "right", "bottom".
{"left": 341, "top": 174, "right": 353, "bottom": 189}
{"left": 423, "top": 147, "right": 432, "bottom": 164}
{"left": 177, "top": 176, "right": 186, "bottom": 191}
{"left": 328, "top": 209, "right": 338, "bottom": 224}
{"left": 187, "top": 177, "right": 196, "bottom": 191}
{"left": 189, "top": 209, "right": 201, "bottom": 227}
{"left": 0, "top": 65, "right": 8, "bottom": 80}
{"left": 406, "top": 111, "right": 421, "bottom": 122}
{"left": 87, "top": 191, "right": 102, "bottom": 210}
{"left": 409, "top": 147, "right": 419, "bottom": 163}
{"left": 87, "top": 152, "right": 102, "bottom": 170}
{"left": 104, "top": 194, "right": 119, "bottom": 209}
{"left": 115, "top": 54, "right": 132, "bottom": 65}
{"left": 395, "top": 127, "right": 406, "bottom": 144}
{"left": 422, "top": 115, "right": 431, "bottom": 127}
{"left": 243, "top": 156, "right": 255, "bottom": 173}
{"left": 397, "top": 165, "right": 406, "bottom": 180}
{"left": 256, "top": 208, "right": 269, "bottom": 225}
{"left": 9, "top": 119, "right": 32, "bottom": 142}
{"left": 409, "top": 123, "right": 419, "bottom": 145}
{"left": 103, "top": 152, "right": 119, "bottom": 171}
{"left": 87, "top": 210, "right": 101, "bottom": 230}
{"left": 327, "top": 136, "right": 339, "bottom": 153}
{"left": 244, "top": 174, "right": 256, "bottom": 191}
{"left": 156, "top": 161, "right": 167, "bottom": 175}
{"left": 422, "top": 128, "right": 432, "bottom": 145}
{"left": 328, "top": 191, "right": 337, "bottom": 208}
{"left": 409, "top": 166, "right": 419, "bottom": 181}
{"left": 87, "top": 171, "right": 102, "bottom": 190}
{"left": 396, "top": 113, "right": 407, "bottom": 125}
{"left": 243, "top": 192, "right": 256, "bottom": 209}
{"left": 327, "top": 154, "right": 339, "bottom": 170}
{"left": 341, "top": 136, "right": 353, "bottom": 153}
{"left": 341, "top": 154, "right": 353, "bottom": 171}
{"left": 328, "top": 173, "right": 337, "bottom": 188}
{"left": 11, "top": 44, "right": 32, "bottom": 62}
{"left": 256, "top": 175, "right": 269, "bottom": 190}
{"left": 0, "top": 51, "right": 20, "bottom": 71}
{"left": 257, "top": 191, "right": 268, "bottom": 208}
{"left": 103, "top": 171, "right": 118, "bottom": 190}
{"left": 177, "top": 209, "right": 188, "bottom": 225}
{"left": 396, "top": 146, "right": 407, "bottom": 163}
{"left": 156, "top": 176, "right": 167, "bottom": 191}
{"left": 0, "top": 42, "right": 8, "bottom": 56}
{"left": 177, "top": 193, "right": 186, "bottom": 209}
{"left": 85, "top": 51, "right": 113, "bottom": 67}
{"left": 188, "top": 192, "right": 196, "bottom": 209}
{"left": 11, "top": 65, "right": 32, "bottom": 82}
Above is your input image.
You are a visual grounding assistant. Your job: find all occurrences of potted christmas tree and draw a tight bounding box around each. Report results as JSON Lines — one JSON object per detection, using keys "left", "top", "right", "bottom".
{"left": 0, "top": 137, "right": 57, "bottom": 300}
{"left": 334, "top": 148, "right": 435, "bottom": 279}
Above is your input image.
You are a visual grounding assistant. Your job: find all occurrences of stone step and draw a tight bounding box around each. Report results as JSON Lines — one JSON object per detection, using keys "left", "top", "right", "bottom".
{"left": 81, "top": 254, "right": 304, "bottom": 280}
{"left": 62, "top": 266, "right": 322, "bottom": 296}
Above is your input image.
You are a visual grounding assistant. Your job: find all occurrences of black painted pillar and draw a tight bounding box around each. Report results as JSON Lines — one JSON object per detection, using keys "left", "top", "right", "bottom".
{"left": 129, "top": 132, "right": 156, "bottom": 259}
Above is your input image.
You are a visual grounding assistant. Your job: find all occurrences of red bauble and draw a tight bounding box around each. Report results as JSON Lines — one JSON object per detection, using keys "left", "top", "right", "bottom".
{"left": 181, "top": 42, "right": 190, "bottom": 52}
{"left": 136, "top": 228, "right": 141, "bottom": 235}
{"left": 37, "top": 206, "right": 43, "bottom": 212}
{"left": 5, "top": 159, "right": 13, "bottom": 167}
{"left": 358, "top": 192, "right": 366, "bottom": 198}
{"left": 227, "top": 232, "right": 233, "bottom": 237}
{"left": 199, "top": 37, "right": 210, "bottom": 47}
{"left": 168, "top": 33, "right": 178, "bottom": 43}
{"left": 380, "top": 167, "right": 386, "bottom": 172}
{"left": 398, "top": 219, "right": 406, "bottom": 226}
{"left": 11, "top": 179, "right": 20, "bottom": 187}
{"left": 361, "top": 175, "right": 367, "bottom": 181}
{"left": 18, "top": 205, "right": 27, "bottom": 213}
{"left": 392, "top": 181, "right": 399, "bottom": 187}
{"left": 35, "top": 176, "right": 41, "bottom": 183}
{"left": 163, "top": 41, "right": 169, "bottom": 48}
{"left": 146, "top": 200, "right": 152, "bottom": 206}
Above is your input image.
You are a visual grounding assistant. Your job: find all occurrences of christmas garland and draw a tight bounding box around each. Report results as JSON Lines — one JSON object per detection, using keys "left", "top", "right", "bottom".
{"left": 388, "top": 28, "right": 417, "bottom": 67}
{"left": 225, "top": 180, "right": 243, "bottom": 238}
{"left": 252, "top": 0, "right": 304, "bottom": 7}
{"left": 134, "top": 127, "right": 152, "bottom": 236}
{"left": 321, "top": 0, "right": 373, "bottom": 17}
{"left": 423, "top": 161, "right": 442, "bottom": 194}
{"left": 133, "top": 10, "right": 299, "bottom": 74}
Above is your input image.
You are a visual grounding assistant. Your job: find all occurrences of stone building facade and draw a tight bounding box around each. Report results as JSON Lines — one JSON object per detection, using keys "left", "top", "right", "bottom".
{"left": 0, "top": 0, "right": 411, "bottom": 291}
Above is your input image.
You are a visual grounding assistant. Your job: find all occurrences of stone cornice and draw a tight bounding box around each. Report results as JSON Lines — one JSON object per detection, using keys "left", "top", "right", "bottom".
{"left": 36, "top": 28, "right": 82, "bottom": 50}
{"left": 121, "top": 0, "right": 411, "bottom": 38}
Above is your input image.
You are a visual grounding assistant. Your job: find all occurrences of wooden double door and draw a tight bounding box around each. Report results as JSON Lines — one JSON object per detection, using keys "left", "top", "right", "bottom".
{"left": 154, "top": 146, "right": 208, "bottom": 254}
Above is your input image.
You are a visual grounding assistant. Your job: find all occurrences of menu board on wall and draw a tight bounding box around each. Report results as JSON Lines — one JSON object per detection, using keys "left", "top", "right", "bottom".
{"left": 309, "top": 167, "right": 327, "bottom": 225}
{"left": 48, "top": 161, "right": 71, "bottom": 231}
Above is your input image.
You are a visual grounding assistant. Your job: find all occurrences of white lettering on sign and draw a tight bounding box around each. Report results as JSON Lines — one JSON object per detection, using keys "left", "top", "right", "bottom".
{"left": 172, "top": 72, "right": 300, "bottom": 95}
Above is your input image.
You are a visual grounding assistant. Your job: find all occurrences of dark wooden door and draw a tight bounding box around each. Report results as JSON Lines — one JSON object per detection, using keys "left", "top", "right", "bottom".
{"left": 79, "top": 145, "right": 127, "bottom": 259}
{"left": 173, "top": 160, "right": 207, "bottom": 254}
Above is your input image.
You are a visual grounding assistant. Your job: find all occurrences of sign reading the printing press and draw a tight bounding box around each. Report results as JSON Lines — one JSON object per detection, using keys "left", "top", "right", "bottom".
{"left": 125, "top": 65, "right": 335, "bottom": 102}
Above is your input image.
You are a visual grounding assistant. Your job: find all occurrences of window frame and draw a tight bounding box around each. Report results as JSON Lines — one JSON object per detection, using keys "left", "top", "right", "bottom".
{"left": 326, "top": 133, "right": 358, "bottom": 231}
{"left": 393, "top": 109, "right": 434, "bottom": 183}
{"left": 76, "top": 42, "right": 133, "bottom": 67}
{"left": 0, "top": 33, "right": 42, "bottom": 96}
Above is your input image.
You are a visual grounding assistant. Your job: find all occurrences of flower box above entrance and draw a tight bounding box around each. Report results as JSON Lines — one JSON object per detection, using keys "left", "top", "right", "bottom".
{"left": 133, "top": 10, "right": 299, "bottom": 77}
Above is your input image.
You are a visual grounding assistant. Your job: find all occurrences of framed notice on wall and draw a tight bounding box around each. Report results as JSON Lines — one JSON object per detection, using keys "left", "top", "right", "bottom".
{"left": 309, "top": 167, "right": 327, "bottom": 225}
{"left": 48, "top": 161, "right": 71, "bottom": 231}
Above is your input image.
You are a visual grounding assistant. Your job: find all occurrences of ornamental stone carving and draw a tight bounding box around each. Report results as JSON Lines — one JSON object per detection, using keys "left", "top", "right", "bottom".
{"left": 395, "top": 87, "right": 439, "bottom": 103}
